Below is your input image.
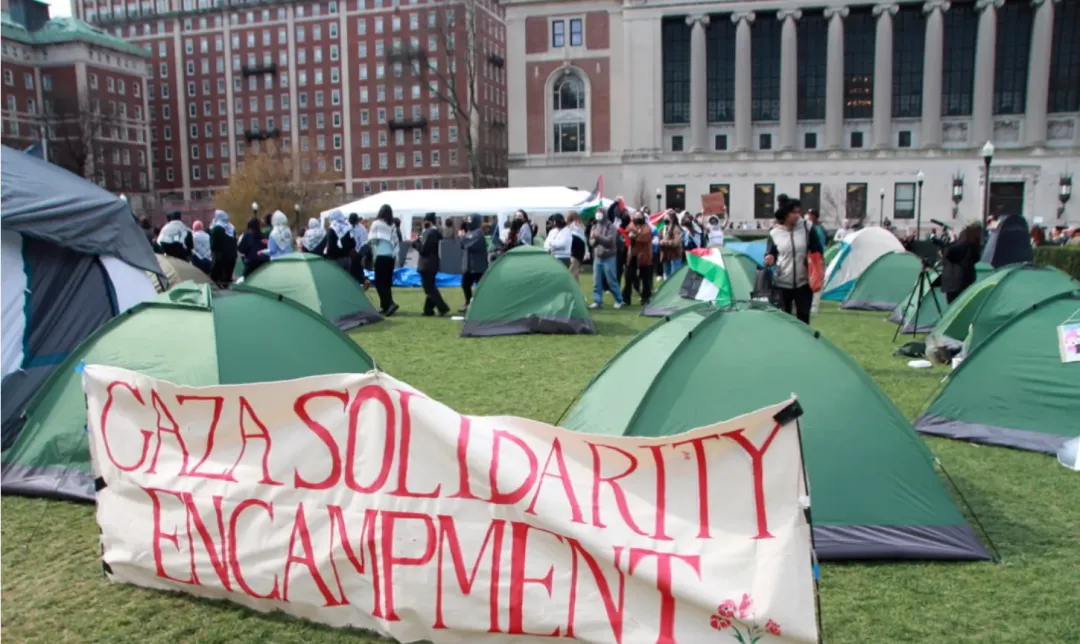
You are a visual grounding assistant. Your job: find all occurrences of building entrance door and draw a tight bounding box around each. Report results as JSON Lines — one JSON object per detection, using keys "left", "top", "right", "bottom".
{"left": 989, "top": 182, "right": 1024, "bottom": 219}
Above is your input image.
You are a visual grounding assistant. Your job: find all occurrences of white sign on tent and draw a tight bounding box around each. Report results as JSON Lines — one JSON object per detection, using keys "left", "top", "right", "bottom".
{"left": 85, "top": 365, "right": 818, "bottom": 643}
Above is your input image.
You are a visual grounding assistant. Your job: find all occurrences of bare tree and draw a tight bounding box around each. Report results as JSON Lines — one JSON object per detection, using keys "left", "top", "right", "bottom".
{"left": 38, "top": 97, "right": 116, "bottom": 184}
{"left": 389, "top": 0, "right": 494, "bottom": 188}
{"left": 820, "top": 186, "right": 847, "bottom": 228}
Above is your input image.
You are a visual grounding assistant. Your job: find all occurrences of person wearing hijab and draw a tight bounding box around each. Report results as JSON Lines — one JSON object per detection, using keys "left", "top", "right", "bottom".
{"left": 237, "top": 216, "right": 268, "bottom": 276}
{"left": 300, "top": 217, "right": 327, "bottom": 255}
{"left": 369, "top": 204, "right": 400, "bottom": 316}
{"left": 190, "top": 221, "right": 213, "bottom": 274}
{"left": 589, "top": 203, "right": 624, "bottom": 309}
{"left": 707, "top": 215, "right": 726, "bottom": 247}
{"left": 262, "top": 210, "right": 294, "bottom": 258}
{"left": 515, "top": 210, "right": 534, "bottom": 247}
{"left": 157, "top": 211, "right": 193, "bottom": 260}
{"left": 324, "top": 210, "right": 356, "bottom": 270}
{"left": 347, "top": 213, "right": 370, "bottom": 285}
{"left": 209, "top": 210, "right": 237, "bottom": 286}
{"left": 413, "top": 212, "right": 450, "bottom": 316}
{"left": 459, "top": 213, "right": 488, "bottom": 312}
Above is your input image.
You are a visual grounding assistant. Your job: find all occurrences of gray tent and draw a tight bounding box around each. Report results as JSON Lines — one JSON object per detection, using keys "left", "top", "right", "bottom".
{"left": 1, "top": 145, "right": 160, "bottom": 449}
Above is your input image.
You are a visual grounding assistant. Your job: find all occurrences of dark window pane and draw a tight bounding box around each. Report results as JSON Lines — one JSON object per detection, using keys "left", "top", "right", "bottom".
{"left": 894, "top": 182, "right": 916, "bottom": 219}
{"left": 800, "top": 183, "right": 821, "bottom": 214}
{"left": 851, "top": 131, "right": 864, "bottom": 148}
{"left": 898, "top": 130, "right": 912, "bottom": 147}
{"left": 707, "top": 16, "right": 736, "bottom": 122}
{"left": 552, "top": 20, "right": 565, "bottom": 48}
{"left": 844, "top": 7, "right": 875, "bottom": 119}
{"left": 662, "top": 18, "right": 690, "bottom": 124}
{"left": 805, "top": 131, "right": 817, "bottom": 149}
{"left": 943, "top": 2, "right": 977, "bottom": 116}
{"left": 1049, "top": 0, "right": 1080, "bottom": 113}
{"left": 846, "top": 183, "right": 869, "bottom": 220}
{"left": 797, "top": 11, "right": 828, "bottom": 120}
{"left": 715, "top": 134, "right": 728, "bottom": 150}
{"left": 665, "top": 185, "right": 687, "bottom": 211}
{"left": 672, "top": 135, "right": 684, "bottom": 152}
{"left": 993, "top": 0, "right": 1032, "bottom": 115}
{"left": 759, "top": 133, "right": 772, "bottom": 150}
{"left": 754, "top": 184, "right": 775, "bottom": 219}
{"left": 751, "top": 12, "right": 781, "bottom": 121}
{"left": 569, "top": 18, "right": 583, "bottom": 47}
{"left": 892, "top": 5, "right": 925, "bottom": 118}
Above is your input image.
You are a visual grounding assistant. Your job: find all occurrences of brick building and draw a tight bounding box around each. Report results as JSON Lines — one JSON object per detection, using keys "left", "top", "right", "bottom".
{"left": 77, "top": 0, "right": 509, "bottom": 216}
{"left": 1, "top": 0, "right": 154, "bottom": 212}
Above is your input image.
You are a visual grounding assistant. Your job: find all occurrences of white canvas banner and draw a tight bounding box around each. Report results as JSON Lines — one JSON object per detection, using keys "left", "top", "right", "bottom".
{"left": 84, "top": 365, "right": 818, "bottom": 644}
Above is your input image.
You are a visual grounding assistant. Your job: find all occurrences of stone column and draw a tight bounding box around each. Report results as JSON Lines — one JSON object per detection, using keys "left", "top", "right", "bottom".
{"left": 872, "top": 3, "right": 898, "bottom": 148}
{"left": 687, "top": 14, "right": 710, "bottom": 152}
{"left": 733, "top": 11, "right": 755, "bottom": 151}
{"left": 1024, "top": 0, "right": 1056, "bottom": 147}
{"left": 825, "top": 6, "right": 849, "bottom": 149}
{"left": 920, "top": 1, "right": 950, "bottom": 148}
{"left": 971, "top": 0, "right": 1003, "bottom": 146}
{"left": 778, "top": 10, "right": 801, "bottom": 150}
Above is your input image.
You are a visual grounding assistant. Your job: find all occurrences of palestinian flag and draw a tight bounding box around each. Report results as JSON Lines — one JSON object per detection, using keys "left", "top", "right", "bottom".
{"left": 576, "top": 175, "right": 604, "bottom": 220}
{"left": 649, "top": 211, "right": 667, "bottom": 232}
{"left": 680, "top": 248, "right": 733, "bottom": 307}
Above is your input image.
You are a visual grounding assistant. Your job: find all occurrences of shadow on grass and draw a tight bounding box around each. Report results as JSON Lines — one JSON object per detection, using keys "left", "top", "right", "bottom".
{"left": 942, "top": 470, "right": 1052, "bottom": 562}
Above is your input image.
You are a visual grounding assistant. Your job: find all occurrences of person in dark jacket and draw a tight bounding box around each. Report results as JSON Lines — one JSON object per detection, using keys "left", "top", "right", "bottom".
{"left": 139, "top": 216, "right": 161, "bottom": 253}
{"left": 323, "top": 210, "right": 356, "bottom": 271}
{"left": 208, "top": 210, "right": 237, "bottom": 286}
{"left": 347, "top": 213, "right": 369, "bottom": 286}
{"left": 156, "top": 211, "right": 193, "bottom": 260}
{"left": 941, "top": 223, "right": 983, "bottom": 303}
{"left": 459, "top": 213, "right": 488, "bottom": 312}
{"left": 237, "top": 216, "right": 268, "bottom": 277}
{"left": 300, "top": 217, "right": 328, "bottom": 255}
{"left": 414, "top": 212, "right": 449, "bottom": 316}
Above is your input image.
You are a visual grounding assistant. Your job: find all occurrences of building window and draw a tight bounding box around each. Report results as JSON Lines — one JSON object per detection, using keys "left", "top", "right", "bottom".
{"left": 706, "top": 18, "right": 736, "bottom": 123}
{"left": 665, "top": 184, "right": 686, "bottom": 211}
{"left": 843, "top": 7, "right": 875, "bottom": 119}
{"left": 797, "top": 11, "right": 828, "bottom": 120}
{"left": 751, "top": 12, "right": 782, "bottom": 122}
{"left": 898, "top": 130, "right": 912, "bottom": 148}
{"left": 569, "top": 18, "right": 583, "bottom": 47}
{"left": 892, "top": 5, "right": 925, "bottom": 118}
{"left": 552, "top": 19, "right": 565, "bottom": 47}
{"left": 804, "top": 132, "right": 817, "bottom": 149}
{"left": 1049, "top": 0, "right": 1080, "bottom": 113}
{"left": 800, "top": 183, "right": 821, "bottom": 214}
{"left": 894, "top": 182, "right": 916, "bottom": 219}
{"left": 715, "top": 134, "right": 728, "bottom": 151}
{"left": 846, "top": 183, "right": 868, "bottom": 221}
{"left": 993, "top": 1, "right": 1033, "bottom": 115}
{"left": 754, "top": 184, "right": 775, "bottom": 220}
{"left": 759, "top": 133, "right": 772, "bottom": 150}
{"left": 551, "top": 72, "right": 586, "bottom": 153}
{"left": 662, "top": 17, "right": 690, "bottom": 124}
{"left": 942, "top": 4, "right": 978, "bottom": 116}
{"left": 850, "top": 131, "right": 864, "bottom": 148}
{"left": 671, "top": 135, "right": 684, "bottom": 152}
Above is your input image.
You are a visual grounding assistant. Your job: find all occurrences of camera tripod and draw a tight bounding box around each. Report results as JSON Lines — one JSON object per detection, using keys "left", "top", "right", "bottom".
{"left": 892, "top": 259, "right": 944, "bottom": 342}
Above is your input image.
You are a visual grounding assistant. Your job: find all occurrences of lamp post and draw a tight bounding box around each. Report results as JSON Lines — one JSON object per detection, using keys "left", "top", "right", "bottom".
{"left": 915, "top": 171, "right": 925, "bottom": 238}
{"left": 251, "top": 201, "right": 259, "bottom": 219}
{"left": 981, "top": 141, "right": 994, "bottom": 228}
{"left": 655, "top": 188, "right": 662, "bottom": 213}
{"left": 878, "top": 188, "right": 885, "bottom": 226}
{"left": 294, "top": 203, "right": 301, "bottom": 231}
{"left": 1059, "top": 174, "right": 1073, "bottom": 219}
{"left": 951, "top": 173, "right": 964, "bottom": 218}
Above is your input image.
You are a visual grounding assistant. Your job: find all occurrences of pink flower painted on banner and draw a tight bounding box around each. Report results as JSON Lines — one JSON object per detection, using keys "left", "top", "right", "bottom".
{"left": 738, "top": 593, "right": 753, "bottom": 619}
{"left": 717, "top": 599, "right": 738, "bottom": 618}
{"left": 766, "top": 620, "right": 782, "bottom": 636}
{"left": 710, "top": 614, "right": 732, "bottom": 631}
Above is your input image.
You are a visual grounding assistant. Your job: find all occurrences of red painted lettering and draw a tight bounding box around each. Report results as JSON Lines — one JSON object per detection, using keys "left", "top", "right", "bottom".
{"left": 671, "top": 434, "right": 721, "bottom": 538}
{"left": 293, "top": 389, "right": 348, "bottom": 490}
{"left": 488, "top": 430, "right": 538, "bottom": 505}
{"left": 722, "top": 423, "right": 783, "bottom": 540}
{"left": 325, "top": 505, "right": 382, "bottom": 616}
{"left": 379, "top": 511, "right": 436, "bottom": 621}
{"left": 565, "top": 540, "right": 626, "bottom": 642}
{"left": 179, "top": 492, "right": 232, "bottom": 590}
{"left": 282, "top": 503, "right": 345, "bottom": 606}
{"left": 389, "top": 391, "right": 441, "bottom": 498}
{"left": 228, "top": 498, "right": 280, "bottom": 600}
{"left": 143, "top": 486, "right": 196, "bottom": 584}
{"left": 226, "top": 396, "right": 282, "bottom": 486}
{"left": 507, "top": 521, "right": 561, "bottom": 637}
{"left": 639, "top": 445, "right": 673, "bottom": 542}
{"left": 181, "top": 395, "right": 235, "bottom": 482}
{"left": 587, "top": 442, "right": 648, "bottom": 536}
{"left": 345, "top": 385, "right": 396, "bottom": 494}
{"left": 146, "top": 390, "right": 190, "bottom": 476}
{"left": 433, "top": 516, "right": 505, "bottom": 632}
{"left": 628, "top": 548, "right": 701, "bottom": 644}
{"left": 447, "top": 414, "right": 481, "bottom": 500}
{"left": 100, "top": 381, "right": 151, "bottom": 472}
{"left": 525, "top": 438, "right": 585, "bottom": 524}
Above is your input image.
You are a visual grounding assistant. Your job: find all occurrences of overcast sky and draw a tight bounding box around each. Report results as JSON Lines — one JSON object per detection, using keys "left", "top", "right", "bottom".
{"left": 45, "top": 0, "right": 73, "bottom": 18}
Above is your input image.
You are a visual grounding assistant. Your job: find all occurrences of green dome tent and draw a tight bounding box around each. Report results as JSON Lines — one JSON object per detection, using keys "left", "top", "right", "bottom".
{"left": 888, "top": 269, "right": 946, "bottom": 333}
{"left": 237, "top": 253, "right": 382, "bottom": 330}
{"left": 841, "top": 251, "right": 923, "bottom": 311}
{"left": 916, "top": 291, "right": 1080, "bottom": 455}
{"left": 926, "top": 264, "right": 1078, "bottom": 356}
{"left": 643, "top": 247, "right": 758, "bottom": 317}
{"left": 461, "top": 246, "right": 595, "bottom": 337}
{"left": 561, "top": 303, "right": 989, "bottom": 561}
{"left": 0, "top": 282, "right": 377, "bottom": 502}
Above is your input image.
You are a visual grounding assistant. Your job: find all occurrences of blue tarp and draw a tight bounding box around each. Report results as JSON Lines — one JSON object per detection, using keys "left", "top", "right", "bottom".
{"left": 726, "top": 240, "right": 767, "bottom": 267}
{"left": 364, "top": 267, "right": 461, "bottom": 287}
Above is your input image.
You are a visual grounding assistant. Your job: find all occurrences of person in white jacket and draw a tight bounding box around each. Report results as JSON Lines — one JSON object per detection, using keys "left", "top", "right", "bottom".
{"left": 544, "top": 213, "right": 573, "bottom": 267}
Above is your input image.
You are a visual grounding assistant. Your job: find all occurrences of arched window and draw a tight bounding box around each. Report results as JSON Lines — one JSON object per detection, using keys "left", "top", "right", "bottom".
{"left": 552, "top": 73, "right": 586, "bottom": 153}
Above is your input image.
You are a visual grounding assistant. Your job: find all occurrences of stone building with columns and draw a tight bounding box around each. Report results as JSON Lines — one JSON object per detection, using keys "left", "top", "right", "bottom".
{"left": 504, "top": 0, "right": 1080, "bottom": 228}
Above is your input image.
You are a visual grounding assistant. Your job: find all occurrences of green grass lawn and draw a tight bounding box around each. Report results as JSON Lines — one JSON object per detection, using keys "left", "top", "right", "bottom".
{"left": 3, "top": 279, "right": 1079, "bottom": 643}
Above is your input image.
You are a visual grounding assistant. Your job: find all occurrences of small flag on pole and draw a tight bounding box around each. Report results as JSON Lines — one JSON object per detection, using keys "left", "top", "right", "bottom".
{"left": 682, "top": 248, "right": 734, "bottom": 307}
{"left": 576, "top": 175, "right": 604, "bottom": 220}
